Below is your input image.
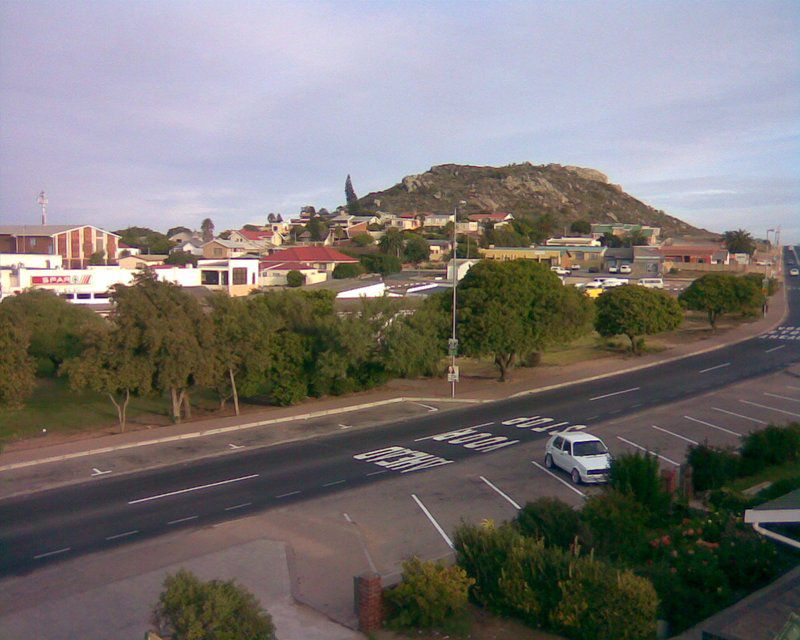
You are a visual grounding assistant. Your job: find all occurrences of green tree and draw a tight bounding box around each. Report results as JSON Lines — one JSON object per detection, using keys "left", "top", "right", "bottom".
{"left": 600, "top": 232, "right": 623, "bottom": 248}
{"left": 153, "top": 569, "right": 276, "bottom": 640}
{"left": 383, "top": 298, "right": 448, "bottom": 377}
{"left": 0, "top": 309, "right": 36, "bottom": 408}
{"left": 61, "top": 327, "right": 153, "bottom": 431}
{"left": 345, "top": 174, "right": 360, "bottom": 214}
{"left": 723, "top": 228, "right": 756, "bottom": 255}
{"left": 360, "top": 253, "right": 402, "bottom": 275}
{"left": 351, "top": 232, "right": 373, "bottom": 247}
{"left": 679, "top": 273, "right": 748, "bottom": 330}
{"left": 570, "top": 220, "right": 592, "bottom": 235}
{"left": 332, "top": 262, "right": 365, "bottom": 279}
{"left": 286, "top": 270, "right": 305, "bottom": 287}
{"left": 164, "top": 250, "right": 198, "bottom": 267}
{"left": 403, "top": 233, "right": 430, "bottom": 265}
{"left": 201, "top": 217, "right": 215, "bottom": 243}
{"left": 88, "top": 250, "right": 105, "bottom": 265}
{"left": 595, "top": 285, "right": 683, "bottom": 354}
{"left": 114, "top": 226, "right": 174, "bottom": 254}
{"left": 305, "top": 218, "right": 325, "bottom": 241}
{"left": 378, "top": 228, "right": 404, "bottom": 258}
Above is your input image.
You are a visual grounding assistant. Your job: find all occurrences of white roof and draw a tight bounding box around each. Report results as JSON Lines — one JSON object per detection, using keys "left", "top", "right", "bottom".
{"left": 558, "top": 431, "right": 604, "bottom": 443}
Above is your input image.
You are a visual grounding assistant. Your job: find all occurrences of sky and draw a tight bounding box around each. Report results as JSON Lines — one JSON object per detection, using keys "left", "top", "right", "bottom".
{"left": 1, "top": 1, "right": 798, "bottom": 242}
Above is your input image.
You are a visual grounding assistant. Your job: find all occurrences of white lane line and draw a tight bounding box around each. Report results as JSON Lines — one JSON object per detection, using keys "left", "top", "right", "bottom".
{"left": 411, "top": 494, "right": 454, "bottom": 549}
{"left": 412, "top": 402, "right": 439, "bottom": 412}
{"left": 766, "top": 345, "right": 786, "bottom": 353}
{"left": 684, "top": 415, "right": 742, "bottom": 436}
{"left": 128, "top": 474, "right": 259, "bottom": 505}
{"left": 586, "top": 415, "right": 600, "bottom": 421}
{"left": 740, "top": 399, "right": 800, "bottom": 418}
{"left": 338, "top": 424, "right": 352, "bottom": 429}
{"left": 698, "top": 362, "right": 731, "bottom": 374}
{"left": 617, "top": 436, "right": 680, "bottom": 466}
{"left": 651, "top": 425, "right": 698, "bottom": 445}
{"left": 276, "top": 490, "right": 300, "bottom": 499}
{"left": 106, "top": 530, "right": 139, "bottom": 541}
{"left": 479, "top": 476, "right": 521, "bottom": 510}
{"left": 366, "top": 469, "right": 387, "bottom": 476}
{"left": 167, "top": 515, "right": 198, "bottom": 525}
{"left": 589, "top": 387, "right": 640, "bottom": 401}
{"left": 33, "top": 547, "right": 71, "bottom": 560}
{"left": 323, "top": 480, "right": 346, "bottom": 487}
{"left": 224, "top": 502, "right": 251, "bottom": 511}
{"left": 712, "top": 407, "right": 767, "bottom": 425}
{"left": 765, "top": 392, "right": 800, "bottom": 403}
{"left": 530, "top": 461, "right": 586, "bottom": 498}
{"left": 414, "top": 421, "right": 495, "bottom": 442}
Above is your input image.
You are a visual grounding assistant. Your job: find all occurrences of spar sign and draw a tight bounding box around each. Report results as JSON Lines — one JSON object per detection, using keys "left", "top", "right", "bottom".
{"left": 31, "top": 275, "right": 92, "bottom": 286}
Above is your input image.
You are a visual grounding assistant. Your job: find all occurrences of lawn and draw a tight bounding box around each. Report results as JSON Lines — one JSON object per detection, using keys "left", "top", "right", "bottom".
{"left": 730, "top": 460, "right": 800, "bottom": 493}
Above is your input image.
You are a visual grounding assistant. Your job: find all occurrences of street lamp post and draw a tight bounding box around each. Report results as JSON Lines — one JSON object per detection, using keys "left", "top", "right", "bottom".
{"left": 449, "top": 201, "right": 466, "bottom": 398}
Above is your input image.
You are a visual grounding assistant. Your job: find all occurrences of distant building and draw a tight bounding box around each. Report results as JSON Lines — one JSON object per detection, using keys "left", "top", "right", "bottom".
{"left": 117, "top": 254, "right": 169, "bottom": 270}
{"left": 303, "top": 277, "right": 386, "bottom": 299}
{"left": 545, "top": 236, "right": 600, "bottom": 247}
{"left": 263, "top": 246, "right": 359, "bottom": 275}
{"left": 202, "top": 238, "right": 260, "bottom": 259}
{"left": 468, "top": 212, "right": 514, "bottom": 228}
{"left": 659, "top": 244, "right": 727, "bottom": 265}
{"left": 426, "top": 239, "right": 453, "bottom": 262}
{"left": 0, "top": 224, "right": 121, "bottom": 268}
{"left": 590, "top": 223, "right": 661, "bottom": 246}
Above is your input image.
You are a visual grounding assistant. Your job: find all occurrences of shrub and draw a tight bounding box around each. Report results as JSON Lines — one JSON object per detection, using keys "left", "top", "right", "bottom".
{"left": 687, "top": 442, "right": 740, "bottom": 491}
{"left": 551, "top": 556, "right": 658, "bottom": 640}
{"left": 351, "top": 232, "right": 374, "bottom": 247}
{"left": 740, "top": 423, "right": 800, "bottom": 476}
{"left": 756, "top": 475, "right": 800, "bottom": 503}
{"left": 286, "top": 270, "right": 305, "bottom": 287}
{"left": 716, "top": 518, "right": 780, "bottom": 591}
{"left": 609, "top": 451, "right": 670, "bottom": 519}
{"left": 579, "top": 491, "right": 650, "bottom": 563}
{"left": 360, "top": 253, "right": 402, "bottom": 275}
{"left": 385, "top": 557, "right": 473, "bottom": 630}
{"left": 515, "top": 497, "right": 580, "bottom": 549}
{"left": 708, "top": 488, "right": 755, "bottom": 514}
{"left": 332, "top": 262, "right": 365, "bottom": 279}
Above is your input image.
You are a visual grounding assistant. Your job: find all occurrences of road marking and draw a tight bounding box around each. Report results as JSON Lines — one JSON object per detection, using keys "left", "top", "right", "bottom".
{"left": 91, "top": 467, "right": 112, "bottom": 476}
{"left": 479, "top": 476, "right": 521, "bottom": 510}
{"left": 415, "top": 422, "right": 495, "bottom": 441}
{"left": 366, "top": 469, "right": 387, "bottom": 476}
{"left": 167, "top": 516, "right": 198, "bottom": 525}
{"left": 586, "top": 415, "right": 599, "bottom": 421}
{"left": 651, "top": 424, "right": 698, "bottom": 445}
{"left": 617, "top": 436, "right": 680, "bottom": 466}
{"left": 711, "top": 407, "right": 767, "bottom": 425}
{"left": 766, "top": 345, "right": 786, "bottom": 353}
{"left": 228, "top": 443, "right": 244, "bottom": 449}
{"left": 412, "top": 402, "right": 439, "bottom": 412}
{"left": 225, "top": 502, "right": 251, "bottom": 511}
{"left": 128, "top": 474, "right": 260, "bottom": 504}
{"left": 630, "top": 403, "right": 643, "bottom": 409}
{"left": 338, "top": 424, "right": 352, "bottom": 429}
{"left": 788, "top": 386, "right": 800, "bottom": 391}
{"left": 106, "top": 530, "right": 139, "bottom": 541}
{"left": 530, "top": 461, "right": 586, "bottom": 498}
{"left": 740, "top": 399, "right": 800, "bottom": 418}
{"left": 343, "top": 513, "right": 378, "bottom": 573}
{"left": 684, "top": 415, "right": 742, "bottom": 436}
{"left": 33, "top": 547, "right": 71, "bottom": 560}
{"left": 589, "top": 387, "right": 640, "bottom": 401}
{"left": 698, "top": 362, "right": 731, "bottom": 374}
{"left": 764, "top": 392, "right": 800, "bottom": 403}
{"left": 276, "top": 490, "right": 300, "bottom": 499}
{"left": 323, "top": 479, "right": 346, "bottom": 487}
{"left": 411, "top": 494, "right": 454, "bottom": 549}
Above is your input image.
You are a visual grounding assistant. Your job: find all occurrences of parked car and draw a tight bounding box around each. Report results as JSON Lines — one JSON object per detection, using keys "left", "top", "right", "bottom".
{"left": 571, "top": 264, "right": 581, "bottom": 270}
{"left": 575, "top": 279, "right": 606, "bottom": 289}
{"left": 791, "top": 268, "right": 799, "bottom": 277}
{"left": 638, "top": 277, "right": 664, "bottom": 289}
{"left": 550, "top": 266, "right": 570, "bottom": 276}
{"left": 619, "top": 264, "right": 632, "bottom": 274}
{"left": 582, "top": 286, "right": 604, "bottom": 299}
{"left": 608, "top": 265, "right": 619, "bottom": 273}
{"left": 544, "top": 432, "right": 612, "bottom": 484}
{"left": 601, "top": 278, "right": 629, "bottom": 289}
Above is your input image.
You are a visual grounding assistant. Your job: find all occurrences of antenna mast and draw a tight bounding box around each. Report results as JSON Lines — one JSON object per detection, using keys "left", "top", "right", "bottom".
{"left": 37, "top": 191, "right": 48, "bottom": 225}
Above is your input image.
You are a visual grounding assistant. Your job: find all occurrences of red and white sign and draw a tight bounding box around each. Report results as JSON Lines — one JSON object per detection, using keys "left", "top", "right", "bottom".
{"left": 31, "top": 275, "right": 92, "bottom": 286}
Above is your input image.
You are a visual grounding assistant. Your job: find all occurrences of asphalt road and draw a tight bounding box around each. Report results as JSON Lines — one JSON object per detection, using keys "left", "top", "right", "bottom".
{"left": 1, "top": 246, "right": 799, "bottom": 575}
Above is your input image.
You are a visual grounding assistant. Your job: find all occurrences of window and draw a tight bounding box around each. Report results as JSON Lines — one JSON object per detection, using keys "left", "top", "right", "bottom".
{"left": 201, "top": 270, "right": 220, "bottom": 285}
{"left": 553, "top": 436, "right": 564, "bottom": 450}
{"left": 572, "top": 440, "right": 608, "bottom": 456}
{"left": 77, "top": 293, "right": 91, "bottom": 300}
{"left": 94, "top": 292, "right": 110, "bottom": 299}
{"left": 232, "top": 267, "right": 247, "bottom": 285}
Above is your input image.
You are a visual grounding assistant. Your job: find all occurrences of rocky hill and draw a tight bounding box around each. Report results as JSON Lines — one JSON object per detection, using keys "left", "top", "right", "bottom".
{"left": 359, "top": 163, "right": 707, "bottom": 237}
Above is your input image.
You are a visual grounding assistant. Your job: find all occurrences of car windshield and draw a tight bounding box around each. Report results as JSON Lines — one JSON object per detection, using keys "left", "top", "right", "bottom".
{"left": 572, "top": 440, "right": 608, "bottom": 456}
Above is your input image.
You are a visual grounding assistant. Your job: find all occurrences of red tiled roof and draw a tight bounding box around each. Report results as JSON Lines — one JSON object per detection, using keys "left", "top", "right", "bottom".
{"left": 237, "top": 229, "right": 275, "bottom": 240}
{"left": 259, "top": 261, "right": 316, "bottom": 271}
{"left": 266, "top": 247, "right": 358, "bottom": 263}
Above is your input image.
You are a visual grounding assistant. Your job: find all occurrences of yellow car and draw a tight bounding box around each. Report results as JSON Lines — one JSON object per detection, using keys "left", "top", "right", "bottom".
{"left": 583, "top": 286, "right": 604, "bottom": 298}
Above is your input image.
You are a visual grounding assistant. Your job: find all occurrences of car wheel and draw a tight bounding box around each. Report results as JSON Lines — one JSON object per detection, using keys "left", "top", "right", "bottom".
{"left": 571, "top": 469, "right": 581, "bottom": 485}
{"left": 545, "top": 453, "right": 554, "bottom": 469}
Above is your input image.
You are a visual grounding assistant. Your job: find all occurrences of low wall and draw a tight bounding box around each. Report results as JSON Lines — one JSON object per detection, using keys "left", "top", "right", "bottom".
{"left": 665, "top": 261, "right": 769, "bottom": 274}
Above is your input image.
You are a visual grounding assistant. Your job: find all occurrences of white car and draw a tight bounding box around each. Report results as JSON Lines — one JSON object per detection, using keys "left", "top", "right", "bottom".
{"left": 619, "top": 264, "right": 632, "bottom": 274}
{"left": 575, "top": 279, "right": 606, "bottom": 289}
{"left": 638, "top": 277, "right": 664, "bottom": 289}
{"left": 608, "top": 265, "right": 619, "bottom": 273}
{"left": 601, "top": 278, "right": 629, "bottom": 289}
{"left": 791, "top": 268, "right": 799, "bottom": 277}
{"left": 550, "top": 266, "right": 570, "bottom": 276}
{"left": 571, "top": 264, "right": 581, "bottom": 270}
{"left": 545, "top": 432, "right": 612, "bottom": 484}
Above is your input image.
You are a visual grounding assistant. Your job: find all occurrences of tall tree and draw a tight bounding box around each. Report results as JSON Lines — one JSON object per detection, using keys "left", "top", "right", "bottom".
{"left": 201, "top": 217, "right": 215, "bottom": 242}
{"left": 379, "top": 228, "right": 405, "bottom": 258}
{"left": 723, "top": 229, "right": 756, "bottom": 256}
{"left": 679, "top": 273, "right": 761, "bottom": 330}
{"left": 305, "top": 218, "right": 325, "bottom": 241}
{"left": 345, "top": 174, "right": 360, "bottom": 214}
{"left": 570, "top": 219, "right": 592, "bottom": 235}
{"left": 595, "top": 285, "right": 683, "bottom": 354}
{"left": 0, "top": 309, "right": 36, "bottom": 409}
{"left": 403, "top": 233, "right": 430, "bottom": 265}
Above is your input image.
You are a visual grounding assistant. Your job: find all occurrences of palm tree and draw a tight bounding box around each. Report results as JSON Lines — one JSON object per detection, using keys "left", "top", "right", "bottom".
{"left": 379, "top": 228, "right": 404, "bottom": 258}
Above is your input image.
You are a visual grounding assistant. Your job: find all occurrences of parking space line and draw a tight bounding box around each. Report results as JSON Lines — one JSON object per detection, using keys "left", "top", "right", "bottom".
{"left": 651, "top": 425, "right": 698, "bottom": 445}
{"left": 740, "top": 399, "right": 800, "bottom": 418}
{"left": 766, "top": 345, "right": 786, "bottom": 353}
{"left": 764, "top": 392, "right": 800, "bottom": 404}
{"left": 616, "top": 436, "right": 680, "bottom": 466}
{"left": 589, "top": 387, "right": 639, "bottom": 401}
{"left": 711, "top": 407, "right": 767, "bottom": 425}
{"left": 698, "top": 362, "right": 731, "bottom": 374}
{"left": 479, "top": 476, "right": 521, "bottom": 510}
{"left": 411, "top": 494, "right": 454, "bottom": 549}
{"left": 128, "top": 473, "right": 259, "bottom": 504}
{"left": 530, "top": 461, "right": 586, "bottom": 498}
{"left": 33, "top": 547, "right": 71, "bottom": 560}
{"left": 684, "top": 415, "right": 742, "bottom": 436}
{"left": 105, "top": 530, "right": 139, "bottom": 541}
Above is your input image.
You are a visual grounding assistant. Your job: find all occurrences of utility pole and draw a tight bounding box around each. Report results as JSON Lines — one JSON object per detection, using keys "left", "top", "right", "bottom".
{"left": 448, "top": 201, "right": 467, "bottom": 398}
{"left": 37, "top": 191, "right": 48, "bottom": 225}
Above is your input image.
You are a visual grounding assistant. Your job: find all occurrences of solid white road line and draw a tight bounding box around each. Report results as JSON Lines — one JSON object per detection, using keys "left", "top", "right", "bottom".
{"left": 617, "top": 436, "right": 680, "bottom": 466}
{"left": 411, "top": 494, "right": 454, "bottom": 550}
{"left": 712, "top": 407, "right": 767, "bottom": 425}
{"left": 323, "top": 479, "right": 346, "bottom": 487}
{"left": 106, "top": 530, "right": 139, "bottom": 541}
{"left": 128, "top": 473, "right": 259, "bottom": 505}
{"left": 684, "top": 415, "right": 742, "bottom": 436}
{"left": 224, "top": 502, "right": 251, "bottom": 511}
{"left": 530, "top": 461, "right": 586, "bottom": 498}
{"left": 479, "top": 476, "right": 521, "bottom": 510}
{"left": 276, "top": 490, "right": 300, "bottom": 499}
{"left": 766, "top": 345, "right": 786, "bottom": 353}
{"left": 740, "top": 399, "right": 800, "bottom": 418}
{"left": 698, "top": 362, "right": 731, "bottom": 374}
{"left": 167, "top": 516, "right": 198, "bottom": 525}
{"left": 589, "top": 387, "right": 640, "bottom": 401}
{"left": 33, "top": 547, "right": 71, "bottom": 560}
{"left": 765, "top": 392, "right": 800, "bottom": 403}
{"left": 651, "top": 425, "right": 698, "bottom": 445}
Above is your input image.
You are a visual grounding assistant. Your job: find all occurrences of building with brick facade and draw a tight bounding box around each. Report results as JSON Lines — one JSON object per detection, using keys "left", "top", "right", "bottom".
{"left": 0, "top": 224, "right": 120, "bottom": 269}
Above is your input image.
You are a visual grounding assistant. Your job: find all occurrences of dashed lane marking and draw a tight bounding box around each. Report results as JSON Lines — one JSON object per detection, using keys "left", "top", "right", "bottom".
{"left": 711, "top": 407, "right": 767, "bottom": 425}
{"left": 589, "top": 387, "right": 640, "bottom": 401}
{"left": 740, "top": 399, "right": 800, "bottom": 418}
{"left": 366, "top": 469, "right": 387, "bottom": 476}
{"left": 479, "top": 476, "right": 521, "bottom": 510}
{"left": 167, "top": 516, "right": 198, "bottom": 525}
{"left": 411, "top": 494, "right": 454, "bottom": 550}
{"left": 224, "top": 502, "right": 251, "bottom": 511}
{"left": 33, "top": 547, "right": 71, "bottom": 560}
{"left": 616, "top": 436, "right": 680, "bottom": 466}
{"left": 106, "top": 530, "right": 139, "bottom": 541}
{"left": 764, "top": 392, "right": 800, "bottom": 403}
{"left": 276, "top": 490, "right": 301, "bottom": 499}
{"left": 698, "top": 362, "right": 731, "bottom": 374}
{"left": 530, "top": 461, "right": 586, "bottom": 498}
{"left": 323, "top": 480, "right": 346, "bottom": 487}
{"left": 128, "top": 474, "right": 260, "bottom": 505}
{"left": 766, "top": 345, "right": 786, "bottom": 353}
{"left": 651, "top": 425, "right": 698, "bottom": 445}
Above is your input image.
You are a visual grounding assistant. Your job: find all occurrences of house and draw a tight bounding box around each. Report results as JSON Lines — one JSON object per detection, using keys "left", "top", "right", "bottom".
{"left": 603, "top": 247, "right": 634, "bottom": 270}
{"left": 659, "top": 244, "right": 726, "bottom": 265}
{"left": 263, "top": 246, "right": 359, "bottom": 274}
{"left": 258, "top": 261, "right": 328, "bottom": 287}
{"left": 118, "top": 242, "right": 141, "bottom": 257}
{"left": 545, "top": 236, "right": 600, "bottom": 247}
{"left": 202, "top": 238, "right": 260, "bottom": 259}
{"left": 468, "top": 212, "right": 514, "bottom": 228}
{"left": 455, "top": 220, "right": 479, "bottom": 234}
{"left": 118, "top": 254, "right": 169, "bottom": 270}
{"left": 345, "top": 221, "right": 371, "bottom": 240}
{"left": 422, "top": 213, "right": 455, "bottom": 228}
{"left": 228, "top": 228, "right": 284, "bottom": 250}
{"left": 0, "top": 224, "right": 121, "bottom": 268}
{"left": 447, "top": 258, "right": 481, "bottom": 282}
{"left": 197, "top": 258, "right": 260, "bottom": 296}
{"left": 426, "top": 239, "right": 453, "bottom": 262}
{"left": 633, "top": 246, "right": 663, "bottom": 275}
{"left": 303, "top": 277, "right": 387, "bottom": 299}
{"left": 538, "top": 245, "right": 606, "bottom": 269}
{"left": 167, "top": 230, "right": 200, "bottom": 244}
{"left": 481, "top": 246, "right": 563, "bottom": 266}
{"left": 590, "top": 223, "right": 661, "bottom": 246}
{"left": 387, "top": 213, "right": 423, "bottom": 231}
{"left": 171, "top": 238, "right": 204, "bottom": 256}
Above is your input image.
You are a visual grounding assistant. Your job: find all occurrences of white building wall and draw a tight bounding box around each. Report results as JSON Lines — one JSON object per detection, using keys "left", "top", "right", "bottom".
{"left": 0, "top": 253, "right": 63, "bottom": 269}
